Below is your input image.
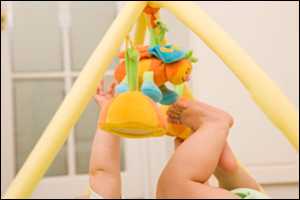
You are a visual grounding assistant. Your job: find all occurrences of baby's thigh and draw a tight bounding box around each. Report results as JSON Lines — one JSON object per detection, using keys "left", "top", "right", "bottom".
{"left": 157, "top": 177, "right": 238, "bottom": 199}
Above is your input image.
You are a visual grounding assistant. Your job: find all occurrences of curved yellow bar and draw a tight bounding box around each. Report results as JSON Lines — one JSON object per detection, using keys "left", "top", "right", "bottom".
{"left": 3, "top": 2, "right": 147, "bottom": 199}
{"left": 151, "top": 1, "right": 299, "bottom": 150}
{"left": 1, "top": 8, "right": 7, "bottom": 31}
{"left": 134, "top": 13, "right": 147, "bottom": 46}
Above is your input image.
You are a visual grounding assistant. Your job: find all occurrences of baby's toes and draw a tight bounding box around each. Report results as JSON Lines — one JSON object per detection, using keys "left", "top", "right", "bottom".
{"left": 168, "top": 117, "right": 181, "bottom": 124}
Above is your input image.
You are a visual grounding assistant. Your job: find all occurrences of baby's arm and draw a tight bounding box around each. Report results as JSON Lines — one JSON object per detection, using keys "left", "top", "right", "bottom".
{"left": 157, "top": 100, "right": 237, "bottom": 198}
{"left": 89, "top": 129, "right": 121, "bottom": 198}
{"left": 89, "top": 80, "right": 121, "bottom": 198}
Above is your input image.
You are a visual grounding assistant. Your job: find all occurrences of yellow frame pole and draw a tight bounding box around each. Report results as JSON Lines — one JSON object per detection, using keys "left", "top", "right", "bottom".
{"left": 1, "top": 8, "right": 7, "bottom": 31}
{"left": 152, "top": 1, "right": 299, "bottom": 150}
{"left": 134, "top": 13, "right": 147, "bottom": 46}
{"left": 4, "top": 2, "right": 147, "bottom": 199}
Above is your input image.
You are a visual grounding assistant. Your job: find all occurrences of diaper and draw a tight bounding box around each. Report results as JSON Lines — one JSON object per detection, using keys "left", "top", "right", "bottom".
{"left": 231, "top": 188, "right": 270, "bottom": 199}
{"left": 89, "top": 189, "right": 104, "bottom": 199}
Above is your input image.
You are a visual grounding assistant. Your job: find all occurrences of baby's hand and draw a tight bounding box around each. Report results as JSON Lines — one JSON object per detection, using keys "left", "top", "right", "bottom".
{"left": 167, "top": 100, "right": 234, "bottom": 131}
{"left": 94, "top": 80, "right": 116, "bottom": 108}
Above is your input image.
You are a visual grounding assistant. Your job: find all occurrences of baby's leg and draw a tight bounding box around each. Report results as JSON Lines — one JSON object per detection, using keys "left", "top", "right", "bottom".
{"left": 173, "top": 126, "right": 229, "bottom": 182}
{"left": 157, "top": 127, "right": 236, "bottom": 198}
{"left": 89, "top": 129, "right": 121, "bottom": 198}
{"left": 166, "top": 100, "right": 234, "bottom": 182}
{"left": 215, "top": 144, "right": 262, "bottom": 191}
{"left": 157, "top": 101, "right": 237, "bottom": 198}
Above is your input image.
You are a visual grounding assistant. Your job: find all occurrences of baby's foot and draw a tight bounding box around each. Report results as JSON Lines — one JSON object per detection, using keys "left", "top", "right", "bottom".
{"left": 168, "top": 100, "right": 233, "bottom": 131}
{"left": 167, "top": 100, "right": 202, "bottom": 130}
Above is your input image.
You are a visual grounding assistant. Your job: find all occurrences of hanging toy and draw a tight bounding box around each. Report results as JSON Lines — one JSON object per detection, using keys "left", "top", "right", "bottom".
{"left": 114, "top": 11, "right": 197, "bottom": 105}
{"left": 99, "top": 6, "right": 198, "bottom": 139}
{"left": 99, "top": 37, "right": 166, "bottom": 138}
{"left": 114, "top": 49, "right": 194, "bottom": 105}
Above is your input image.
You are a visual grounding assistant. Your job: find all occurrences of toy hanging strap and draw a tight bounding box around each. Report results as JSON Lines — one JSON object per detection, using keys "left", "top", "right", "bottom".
{"left": 144, "top": 5, "right": 168, "bottom": 46}
{"left": 143, "top": 5, "right": 160, "bottom": 28}
{"left": 125, "top": 36, "right": 139, "bottom": 91}
{"left": 151, "top": 21, "right": 168, "bottom": 46}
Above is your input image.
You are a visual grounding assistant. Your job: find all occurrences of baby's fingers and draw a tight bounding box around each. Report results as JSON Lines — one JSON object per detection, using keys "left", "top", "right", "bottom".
{"left": 108, "top": 81, "right": 117, "bottom": 97}
{"left": 167, "top": 103, "right": 186, "bottom": 116}
{"left": 167, "top": 106, "right": 184, "bottom": 124}
{"left": 167, "top": 110, "right": 181, "bottom": 119}
{"left": 168, "top": 116, "right": 181, "bottom": 124}
{"left": 173, "top": 100, "right": 189, "bottom": 109}
{"left": 96, "top": 80, "right": 105, "bottom": 95}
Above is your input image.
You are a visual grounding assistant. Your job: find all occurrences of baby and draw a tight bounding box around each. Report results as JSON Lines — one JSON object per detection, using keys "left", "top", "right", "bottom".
{"left": 89, "top": 81, "right": 268, "bottom": 199}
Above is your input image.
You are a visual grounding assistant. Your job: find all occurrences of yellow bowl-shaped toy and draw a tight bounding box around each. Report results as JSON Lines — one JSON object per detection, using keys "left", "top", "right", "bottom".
{"left": 99, "top": 91, "right": 167, "bottom": 138}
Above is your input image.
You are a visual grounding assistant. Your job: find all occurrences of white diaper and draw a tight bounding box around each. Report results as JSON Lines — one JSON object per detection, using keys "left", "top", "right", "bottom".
{"left": 89, "top": 189, "right": 104, "bottom": 199}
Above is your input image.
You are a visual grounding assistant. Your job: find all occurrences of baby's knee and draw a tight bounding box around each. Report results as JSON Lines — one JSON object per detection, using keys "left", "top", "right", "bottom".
{"left": 157, "top": 167, "right": 199, "bottom": 198}
{"left": 157, "top": 173, "right": 223, "bottom": 199}
{"left": 157, "top": 170, "right": 183, "bottom": 198}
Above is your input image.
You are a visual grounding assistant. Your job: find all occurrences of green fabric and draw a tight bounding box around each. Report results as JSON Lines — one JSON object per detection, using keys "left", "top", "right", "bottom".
{"left": 149, "top": 28, "right": 158, "bottom": 46}
{"left": 143, "top": 71, "right": 154, "bottom": 82}
{"left": 149, "top": 20, "right": 168, "bottom": 46}
{"left": 185, "top": 50, "right": 198, "bottom": 63}
{"left": 231, "top": 188, "right": 270, "bottom": 199}
{"left": 156, "top": 20, "right": 168, "bottom": 43}
{"left": 174, "top": 83, "right": 185, "bottom": 96}
{"left": 125, "top": 47, "right": 139, "bottom": 91}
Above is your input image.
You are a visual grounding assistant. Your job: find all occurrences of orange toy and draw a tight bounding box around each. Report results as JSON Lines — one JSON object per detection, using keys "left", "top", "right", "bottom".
{"left": 114, "top": 55, "right": 192, "bottom": 87}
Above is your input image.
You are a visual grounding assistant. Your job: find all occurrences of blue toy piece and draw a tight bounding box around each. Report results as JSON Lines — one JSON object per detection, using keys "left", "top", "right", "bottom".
{"left": 141, "top": 72, "right": 163, "bottom": 102}
{"left": 116, "top": 75, "right": 129, "bottom": 94}
{"left": 159, "top": 85, "right": 178, "bottom": 105}
{"left": 116, "top": 83, "right": 129, "bottom": 94}
{"left": 148, "top": 44, "right": 186, "bottom": 63}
